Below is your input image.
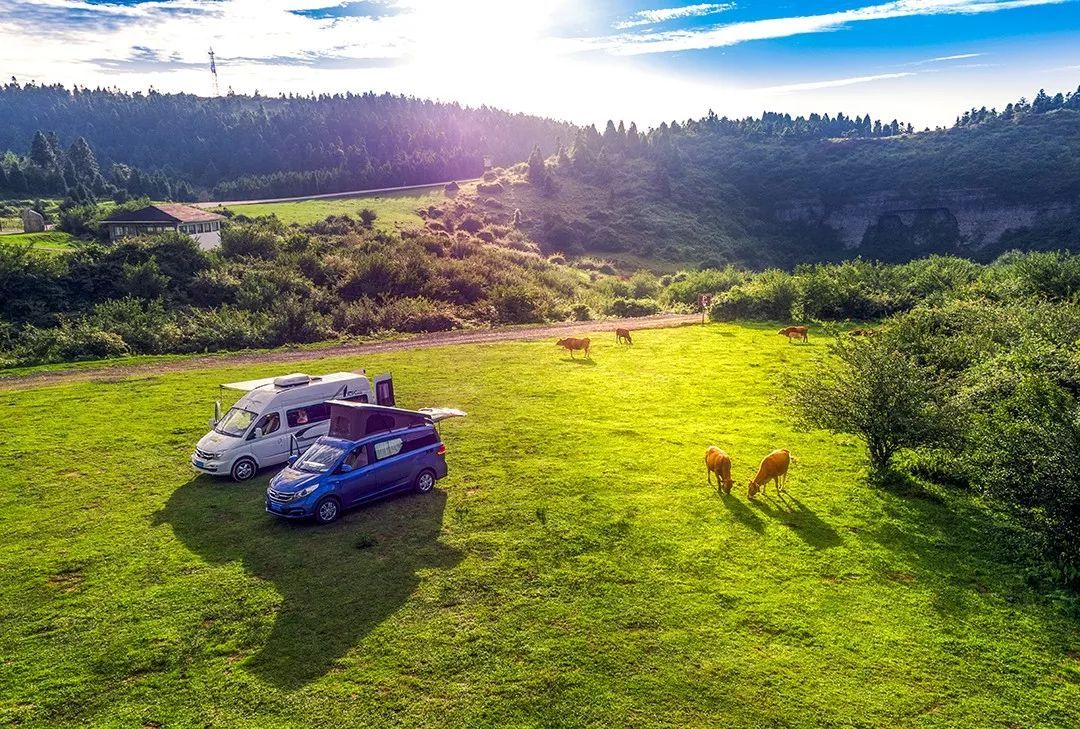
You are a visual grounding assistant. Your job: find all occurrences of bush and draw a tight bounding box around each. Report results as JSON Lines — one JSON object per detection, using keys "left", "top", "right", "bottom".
{"left": 789, "top": 336, "right": 953, "bottom": 474}
{"left": 476, "top": 181, "right": 504, "bottom": 194}
{"left": 377, "top": 297, "right": 461, "bottom": 333}
{"left": 710, "top": 270, "right": 796, "bottom": 321}
{"left": 220, "top": 224, "right": 280, "bottom": 259}
{"left": 610, "top": 297, "right": 661, "bottom": 317}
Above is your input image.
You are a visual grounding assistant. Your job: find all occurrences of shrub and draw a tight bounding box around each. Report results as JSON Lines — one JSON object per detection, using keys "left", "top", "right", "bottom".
{"left": 788, "top": 336, "right": 953, "bottom": 475}
{"left": 220, "top": 224, "right": 280, "bottom": 259}
{"left": 489, "top": 283, "right": 551, "bottom": 324}
{"left": 377, "top": 297, "right": 461, "bottom": 333}
{"left": 444, "top": 180, "right": 460, "bottom": 194}
{"left": 710, "top": 269, "right": 796, "bottom": 321}
{"left": 458, "top": 215, "right": 484, "bottom": 234}
{"left": 570, "top": 303, "right": 592, "bottom": 321}
{"left": 610, "top": 297, "right": 661, "bottom": 317}
{"left": 477, "top": 181, "right": 505, "bottom": 194}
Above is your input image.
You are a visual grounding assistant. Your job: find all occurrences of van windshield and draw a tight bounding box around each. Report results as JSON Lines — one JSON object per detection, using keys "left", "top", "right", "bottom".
{"left": 294, "top": 443, "right": 346, "bottom": 473}
{"left": 214, "top": 407, "right": 257, "bottom": 437}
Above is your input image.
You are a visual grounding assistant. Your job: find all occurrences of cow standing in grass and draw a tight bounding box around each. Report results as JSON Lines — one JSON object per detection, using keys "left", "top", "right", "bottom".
{"left": 705, "top": 446, "right": 734, "bottom": 494}
{"left": 557, "top": 337, "right": 591, "bottom": 359}
{"left": 616, "top": 328, "right": 633, "bottom": 345}
{"left": 748, "top": 449, "right": 792, "bottom": 498}
{"left": 779, "top": 326, "right": 809, "bottom": 343}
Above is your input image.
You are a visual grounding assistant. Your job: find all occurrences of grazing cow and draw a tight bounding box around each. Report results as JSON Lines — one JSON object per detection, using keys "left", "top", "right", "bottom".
{"left": 778, "top": 326, "right": 809, "bottom": 343}
{"left": 556, "top": 337, "right": 591, "bottom": 359}
{"left": 747, "top": 449, "right": 792, "bottom": 498}
{"left": 616, "top": 328, "right": 633, "bottom": 345}
{"left": 849, "top": 328, "right": 878, "bottom": 337}
{"left": 705, "top": 446, "right": 734, "bottom": 494}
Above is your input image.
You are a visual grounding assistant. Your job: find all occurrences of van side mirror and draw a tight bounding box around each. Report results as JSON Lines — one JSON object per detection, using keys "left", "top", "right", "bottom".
{"left": 287, "top": 455, "right": 298, "bottom": 466}
{"left": 338, "top": 463, "right": 353, "bottom": 474}
{"left": 254, "top": 427, "right": 264, "bottom": 438}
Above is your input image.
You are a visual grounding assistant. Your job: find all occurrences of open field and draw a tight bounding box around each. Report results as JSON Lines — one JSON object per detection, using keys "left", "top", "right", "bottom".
{"left": 1, "top": 323, "right": 1078, "bottom": 727}
{"left": 207, "top": 183, "right": 469, "bottom": 231}
{"left": 0, "top": 230, "right": 76, "bottom": 252}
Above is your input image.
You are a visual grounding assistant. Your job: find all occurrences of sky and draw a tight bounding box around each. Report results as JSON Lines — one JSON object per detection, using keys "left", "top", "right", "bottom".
{"left": 0, "top": 0, "right": 1078, "bottom": 128}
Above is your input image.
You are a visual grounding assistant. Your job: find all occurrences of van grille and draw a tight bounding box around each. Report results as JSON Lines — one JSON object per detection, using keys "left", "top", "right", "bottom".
{"left": 267, "top": 488, "right": 295, "bottom": 503}
{"left": 194, "top": 448, "right": 217, "bottom": 460}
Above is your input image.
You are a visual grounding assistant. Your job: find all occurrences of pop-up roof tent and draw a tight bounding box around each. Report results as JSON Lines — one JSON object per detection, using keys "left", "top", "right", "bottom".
{"left": 326, "top": 401, "right": 429, "bottom": 440}
{"left": 326, "top": 401, "right": 467, "bottom": 440}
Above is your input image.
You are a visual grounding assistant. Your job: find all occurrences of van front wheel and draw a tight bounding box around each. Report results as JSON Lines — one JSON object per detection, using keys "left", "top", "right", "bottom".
{"left": 231, "top": 457, "right": 257, "bottom": 482}
{"left": 314, "top": 497, "right": 341, "bottom": 525}
{"left": 414, "top": 469, "right": 436, "bottom": 494}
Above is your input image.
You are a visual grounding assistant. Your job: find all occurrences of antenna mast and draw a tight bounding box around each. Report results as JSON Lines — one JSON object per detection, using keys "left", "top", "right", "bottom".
{"left": 208, "top": 47, "right": 220, "bottom": 97}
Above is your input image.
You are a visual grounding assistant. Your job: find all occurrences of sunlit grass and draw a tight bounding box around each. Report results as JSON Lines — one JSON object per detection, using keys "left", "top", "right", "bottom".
{"left": 0, "top": 323, "right": 1077, "bottom": 726}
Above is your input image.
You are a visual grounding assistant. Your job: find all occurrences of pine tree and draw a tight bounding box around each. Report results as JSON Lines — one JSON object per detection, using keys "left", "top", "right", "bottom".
{"left": 526, "top": 145, "right": 547, "bottom": 185}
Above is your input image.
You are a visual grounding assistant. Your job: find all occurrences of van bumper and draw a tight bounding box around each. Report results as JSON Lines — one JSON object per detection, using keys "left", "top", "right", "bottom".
{"left": 191, "top": 454, "right": 225, "bottom": 475}
{"left": 266, "top": 500, "right": 312, "bottom": 519}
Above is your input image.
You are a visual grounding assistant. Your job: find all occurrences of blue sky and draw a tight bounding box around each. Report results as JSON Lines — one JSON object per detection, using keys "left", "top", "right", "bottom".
{"left": 0, "top": 0, "right": 1077, "bottom": 127}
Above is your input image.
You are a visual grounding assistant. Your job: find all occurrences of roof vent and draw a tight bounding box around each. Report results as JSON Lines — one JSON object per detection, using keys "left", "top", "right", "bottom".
{"left": 273, "top": 373, "right": 312, "bottom": 388}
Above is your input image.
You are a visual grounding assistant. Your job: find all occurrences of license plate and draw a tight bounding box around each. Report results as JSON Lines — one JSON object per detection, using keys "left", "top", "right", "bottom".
{"left": 194, "top": 460, "right": 205, "bottom": 469}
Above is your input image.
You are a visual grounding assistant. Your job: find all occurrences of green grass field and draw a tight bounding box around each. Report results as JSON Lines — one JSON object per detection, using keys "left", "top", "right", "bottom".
{"left": 0, "top": 230, "right": 77, "bottom": 252}
{"left": 1, "top": 323, "right": 1078, "bottom": 727}
{"left": 211, "top": 184, "right": 466, "bottom": 231}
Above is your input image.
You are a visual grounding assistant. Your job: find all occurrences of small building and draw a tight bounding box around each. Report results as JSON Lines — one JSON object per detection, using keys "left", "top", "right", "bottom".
{"left": 100, "top": 204, "right": 225, "bottom": 250}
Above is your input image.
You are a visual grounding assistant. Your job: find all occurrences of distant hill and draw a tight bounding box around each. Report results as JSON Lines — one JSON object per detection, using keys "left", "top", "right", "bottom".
{"left": 0, "top": 82, "right": 576, "bottom": 201}
{"left": 443, "top": 92, "right": 1080, "bottom": 267}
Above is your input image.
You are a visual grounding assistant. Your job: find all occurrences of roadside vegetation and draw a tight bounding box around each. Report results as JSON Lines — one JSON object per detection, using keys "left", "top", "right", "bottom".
{"left": 1, "top": 325, "right": 1078, "bottom": 726}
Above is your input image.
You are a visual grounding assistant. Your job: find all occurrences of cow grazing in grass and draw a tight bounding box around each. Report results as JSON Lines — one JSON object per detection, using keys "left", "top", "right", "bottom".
{"left": 747, "top": 449, "right": 792, "bottom": 498}
{"left": 616, "top": 328, "right": 633, "bottom": 345}
{"left": 557, "top": 337, "right": 591, "bottom": 359}
{"left": 705, "top": 446, "right": 734, "bottom": 494}
{"left": 778, "top": 326, "right": 809, "bottom": 343}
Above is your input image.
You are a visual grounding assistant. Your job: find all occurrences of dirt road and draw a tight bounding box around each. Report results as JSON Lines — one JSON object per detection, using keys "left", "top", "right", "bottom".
{"left": 0, "top": 313, "right": 700, "bottom": 391}
{"left": 193, "top": 177, "right": 482, "bottom": 208}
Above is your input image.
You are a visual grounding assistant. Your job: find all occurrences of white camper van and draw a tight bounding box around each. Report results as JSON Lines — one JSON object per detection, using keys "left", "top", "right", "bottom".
{"left": 192, "top": 371, "right": 396, "bottom": 481}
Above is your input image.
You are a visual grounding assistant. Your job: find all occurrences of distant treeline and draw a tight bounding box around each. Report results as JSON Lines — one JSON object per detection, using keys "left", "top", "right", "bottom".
{"left": 7, "top": 81, "right": 1074, "bottom": 205}
{"left": 0, "top": 82, "right": 576, "bottom": 201}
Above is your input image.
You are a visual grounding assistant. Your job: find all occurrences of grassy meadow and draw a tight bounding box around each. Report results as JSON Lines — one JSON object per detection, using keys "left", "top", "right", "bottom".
{"left": 210, "top": 183, "right": 467, "bottom": 231}
{"left": 0, "top": 230, "right": 76, "bottom": 252}
{"left": 1, "top": 323, "right": 1078, "bottom": 727}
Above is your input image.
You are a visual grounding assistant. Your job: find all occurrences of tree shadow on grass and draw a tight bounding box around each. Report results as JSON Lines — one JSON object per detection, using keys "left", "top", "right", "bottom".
{"left": 719, "top": 491, "right": 765, "bottom": 533}
{"left": 749, "top": 492, "right": 843, "bottom": 549}
{"left": 153, "top": 476, "right": 461, "bottom": 689}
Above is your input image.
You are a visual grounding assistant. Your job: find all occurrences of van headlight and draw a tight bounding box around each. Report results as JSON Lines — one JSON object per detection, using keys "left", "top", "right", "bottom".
{"left": 294, "top": 485, "right": 318, "bottom": 499}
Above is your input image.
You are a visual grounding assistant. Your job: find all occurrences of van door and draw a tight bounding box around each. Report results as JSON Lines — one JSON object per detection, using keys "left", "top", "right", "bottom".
{"left": 374, "top": 374, "right": 395, "bottom": 406}
{"left": 337, "top": 444, "right": 380, "bottom": 506}
{"left": 249, "top": 411, "right": 288, "bottom": 466}
{"left": 368, "top": 434, "right": 412, "bottom": 493}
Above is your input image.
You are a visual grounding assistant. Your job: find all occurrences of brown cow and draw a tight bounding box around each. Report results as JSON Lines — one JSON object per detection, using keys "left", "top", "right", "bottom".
{"left": 615, "top": 328, "right": 633, "bottom": 345}
{"left": 747, "top": 449, "right": 792, "bottom": 498}
{"left": 705, "top": 446, "right": 734, "bottom": 494}
{"left": 778, "top": 326, "right": 809, "bottom": 343}
{"left": 557, "top": 337, "right": 591, "bottom": 359}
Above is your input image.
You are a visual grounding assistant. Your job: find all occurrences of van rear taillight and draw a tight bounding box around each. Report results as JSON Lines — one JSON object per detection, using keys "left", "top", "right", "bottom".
{"left": 436, "top": 443, "right": 447, "bottom": 456}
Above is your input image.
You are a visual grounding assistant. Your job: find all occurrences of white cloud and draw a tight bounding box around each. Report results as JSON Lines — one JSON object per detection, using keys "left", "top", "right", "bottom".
{"left": 757, "top": 72, "right": 916, "bottom": 94}
{"left": 575, "top": 0, "right": 1072, "bottom": 55}
{"left": 613, "top": 3, "right": 735, "bottom": 30}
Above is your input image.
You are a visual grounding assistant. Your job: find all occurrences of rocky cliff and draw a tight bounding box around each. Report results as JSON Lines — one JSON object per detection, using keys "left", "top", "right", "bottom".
{"left": 775, "top": 189, "right": 1077, "bottom": 258}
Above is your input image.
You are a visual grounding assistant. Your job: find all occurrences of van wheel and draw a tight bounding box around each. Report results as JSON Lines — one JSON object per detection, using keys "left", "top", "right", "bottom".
{"left": 414, "top": 469, "right": 436, "bottom": 494}
{"left": 314, "top": 497, "right": 341, "bottom": 525}
{"left": 231, "top": 457, "right": 257, "bottom": 482}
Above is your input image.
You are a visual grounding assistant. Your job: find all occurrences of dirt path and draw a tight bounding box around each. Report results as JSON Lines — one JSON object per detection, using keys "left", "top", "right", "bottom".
{"left": 193, "top": 177, "right": 482, "bottom": 208}
{"left": 0, "top": 313, "right": 700, "bottom": 391}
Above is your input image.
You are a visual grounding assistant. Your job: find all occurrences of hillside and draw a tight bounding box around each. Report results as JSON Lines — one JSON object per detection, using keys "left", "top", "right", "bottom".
{"left": 445, "top": 98, "right": 1080, "bottom": 267}
{"left": 0, "top": 82, "right": 575, "bottom": 201}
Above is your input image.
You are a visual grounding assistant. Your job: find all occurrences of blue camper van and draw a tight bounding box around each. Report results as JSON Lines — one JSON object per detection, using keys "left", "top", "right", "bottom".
{"left": 266, "top": 401, "right": 463, "bottom": 524}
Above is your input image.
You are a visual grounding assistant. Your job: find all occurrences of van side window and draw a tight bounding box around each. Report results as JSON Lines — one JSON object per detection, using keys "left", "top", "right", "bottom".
{"left": 344, "top": 445, "right": 370, "bottom": 469}
{"left": 373, "top": 438, "right": 404, "bottom": 460}
{"left": 255, "top": 412, "right": 280, "bottom": 436}
{"left": 287, "top": 402, "right": 330, "bottom": 428}
{"left": 403, "top": 430, "right": 438, "bottom": 452}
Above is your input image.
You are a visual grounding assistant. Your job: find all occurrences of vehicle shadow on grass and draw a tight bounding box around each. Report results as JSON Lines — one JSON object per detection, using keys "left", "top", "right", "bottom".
{"left": 749, "top": 492, "right": 843, "bottom": 549}
{"left": 153, "top": 476, "right": 462, "bottom": 689}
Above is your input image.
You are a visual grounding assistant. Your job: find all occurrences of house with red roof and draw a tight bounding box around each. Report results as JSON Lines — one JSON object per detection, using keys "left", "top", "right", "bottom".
{"left": 100, "top": 204, "right": 226, "bottom": 250}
